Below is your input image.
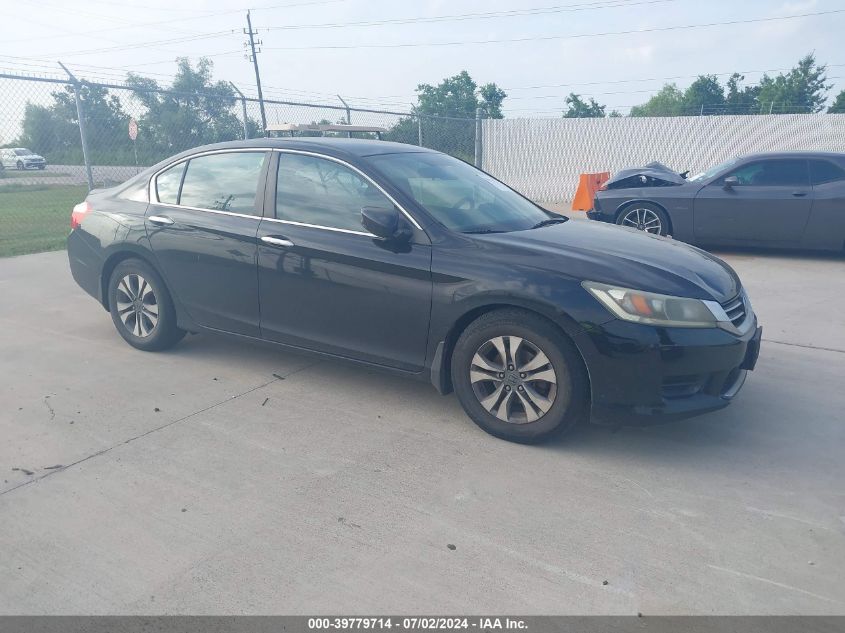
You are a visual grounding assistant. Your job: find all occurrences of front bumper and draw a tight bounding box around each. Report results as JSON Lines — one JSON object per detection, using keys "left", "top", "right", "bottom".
{"left": 586, "top": 209, "right": 613, "bottom": 223}
{"left": 575, "top": 314, "right": 761, "bottom": 426}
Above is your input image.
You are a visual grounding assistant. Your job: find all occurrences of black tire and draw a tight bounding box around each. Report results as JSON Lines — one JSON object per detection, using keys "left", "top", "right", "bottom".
{"left": 615, "top": 202, "right": 671, "bottom": 236}
{"left": 16, "top": 161, "right": 23, "bottom": 170}
{"left": 37, "top": 165, "right": 46, "bottom": 170}
{"left": 451, "top": 309, "right": 588, "bottom": 443}
{"left": 107, "top": 258, "right": 185, "bottom": 351}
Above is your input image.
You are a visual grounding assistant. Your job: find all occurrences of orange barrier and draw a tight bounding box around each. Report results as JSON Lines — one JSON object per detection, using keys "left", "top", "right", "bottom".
{"left": 571, "top": 172, "right": 610, "bottom": 211}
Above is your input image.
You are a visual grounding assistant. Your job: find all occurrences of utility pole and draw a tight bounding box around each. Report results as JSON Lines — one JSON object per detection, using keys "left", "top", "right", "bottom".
{"left": 244, "top": 11, "right": 267, "bottom": 133}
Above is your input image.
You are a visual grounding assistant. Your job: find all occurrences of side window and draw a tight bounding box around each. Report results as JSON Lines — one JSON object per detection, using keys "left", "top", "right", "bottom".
{"left": 179, "top": 152, "right": 266, "bottom": 213}
{"left": 809, "top": 160, "right": 845, "bottom": 185}
{"left": 276, "top": 153, "right": 393, "bottom": 232}
{"left": 725, "top": 160, "right": 809, "bottom": 187}
{"left": 155, "top": 163, "right": 184, "bottom": 204}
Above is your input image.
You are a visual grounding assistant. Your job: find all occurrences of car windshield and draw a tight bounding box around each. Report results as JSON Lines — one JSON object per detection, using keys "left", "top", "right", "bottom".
{"left": 15, "top": 149, "right": 33, "bottom": 156}
{"left": 367, "top": 152, "right": 551, "bottom": 233}
{"left": 688, "top": 157, "right": 740, "bottom": 182}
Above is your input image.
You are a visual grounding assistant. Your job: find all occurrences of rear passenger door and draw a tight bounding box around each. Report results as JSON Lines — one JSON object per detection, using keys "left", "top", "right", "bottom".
{"left": 146, "top": 150, "right": 269, "bottom": 336}
{"left": 693, "top": 159, "right": 812, "bottom": 245}
{"left": 256, "top": 151, "right": 432, "bottom": 372}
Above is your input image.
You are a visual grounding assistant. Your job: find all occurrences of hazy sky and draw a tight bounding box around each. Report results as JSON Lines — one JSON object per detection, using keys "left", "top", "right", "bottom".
{"left": 1, "top": 0, "right": 844, "bottom": 117}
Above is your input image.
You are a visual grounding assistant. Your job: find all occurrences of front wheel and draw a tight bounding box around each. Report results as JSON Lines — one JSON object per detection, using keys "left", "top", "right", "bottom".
{"left": 16, "top": 161, "right": 23, "bottom": 170}
{"left": 451, "top": 309, "right": 588, "bottom": 443}
{"left": 616, "top": 203, "right": 670, "bottom": 236}
{"left": 108, "top": 258, "right": 185, "bottom": 351}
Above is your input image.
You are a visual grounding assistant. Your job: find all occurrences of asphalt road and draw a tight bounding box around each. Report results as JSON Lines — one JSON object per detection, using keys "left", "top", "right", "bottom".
{"left": 1, "top": 247, "right": 844, "bottom": 614}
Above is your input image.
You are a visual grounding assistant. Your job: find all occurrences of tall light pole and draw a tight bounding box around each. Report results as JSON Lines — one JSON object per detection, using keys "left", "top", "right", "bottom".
{"left": 244, "top": 11, "right": 267, "bottom": 133}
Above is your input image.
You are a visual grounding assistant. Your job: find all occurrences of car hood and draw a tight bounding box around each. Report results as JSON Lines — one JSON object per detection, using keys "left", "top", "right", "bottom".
{"left": 604, "top": 161, "right": 687, "bottom": 189}
{"left": 473, "top": 220, "right": 740, "bottom": 303}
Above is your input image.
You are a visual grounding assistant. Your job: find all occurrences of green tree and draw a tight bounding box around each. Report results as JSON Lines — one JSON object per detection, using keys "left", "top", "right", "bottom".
{"left": 387, "top": 71, "right": 506, "bottom": 161}
{"left": 126, "top": 57, "right": 245, "bottom": 160}
{"left": 630, "top": 84, "right": 686, "bottom": 117}
{"left": 562, "top": 93, "right": 606, "bottom": 118}
{"left": 16, "top": 83, "right": 130, "bottom": 164}
{"left": 478, "top": 82, "right": 507, "bottom": 119}
{"left": 683, "top": 75, "right": 725, "bottom": 114}
{"left": 414, "top": 71, "right": 506, "bottom": 119}
{"left": 756, "top": 53, "right": 830, "bottom": 114}
{"left": 725, "top": 73, "right": 760, "bottom": 115}
{"left": 829, "top": 89, "right": 845, "bottom": 113}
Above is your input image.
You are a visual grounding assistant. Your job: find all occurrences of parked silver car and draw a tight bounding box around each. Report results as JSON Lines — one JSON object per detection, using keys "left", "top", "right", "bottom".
{"left": 0, "top": 147, "right": 47, "bottom": 170}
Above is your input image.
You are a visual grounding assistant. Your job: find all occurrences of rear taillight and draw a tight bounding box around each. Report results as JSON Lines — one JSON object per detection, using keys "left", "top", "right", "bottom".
{"left": 71, "top": 201, "right": 91, "bottom": 230}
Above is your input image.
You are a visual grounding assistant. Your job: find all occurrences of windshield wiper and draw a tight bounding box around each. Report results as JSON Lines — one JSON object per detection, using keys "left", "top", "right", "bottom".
{"left": 462, "top": 228, "right": 508, "bottom": 234}
{"left": 531, "top": 217, "right": 568, "bottom": 229}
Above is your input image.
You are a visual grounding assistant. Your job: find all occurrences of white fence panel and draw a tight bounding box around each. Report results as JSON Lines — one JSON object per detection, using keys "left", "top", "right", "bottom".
{"left": 481, "top": 114, "right": 845, "bottom": 202}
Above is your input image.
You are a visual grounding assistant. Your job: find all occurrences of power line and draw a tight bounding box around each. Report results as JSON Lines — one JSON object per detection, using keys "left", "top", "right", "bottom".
{"left": 263, "top": 9, "right": 845, "bottom": 50}
{"left": 261, "top": 0, "right": 679, "bottom": 31}
{"left": 25, "top": 31, "right": 238, "bottom": 60}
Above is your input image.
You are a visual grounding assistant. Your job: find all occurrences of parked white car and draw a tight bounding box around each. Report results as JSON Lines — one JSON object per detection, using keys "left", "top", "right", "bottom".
{"left": 0, "top": 148, "right": 47, "bottom": 170}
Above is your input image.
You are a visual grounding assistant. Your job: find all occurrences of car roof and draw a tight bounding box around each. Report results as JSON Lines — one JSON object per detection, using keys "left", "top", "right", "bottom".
{"left": 738, "top": 151, "right": 845, "bottom": 161}
{"left": 178, "top": 137, "right": 436, "bottom": 159}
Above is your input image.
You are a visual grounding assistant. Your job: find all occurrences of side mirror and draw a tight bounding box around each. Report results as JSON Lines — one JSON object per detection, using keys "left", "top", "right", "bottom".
{"left": 723, "top": 176, "right": 739, "bottom": 190}
{"left": 361, "top": 206, "right": 411, "bottom": 241}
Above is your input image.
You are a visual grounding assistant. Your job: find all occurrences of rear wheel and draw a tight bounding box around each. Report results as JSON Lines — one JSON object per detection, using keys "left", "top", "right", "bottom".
{"left": 108, "top": 258, "right": 184, "bottom": 351}
{"left": 451, "top": 309, "right": 588, "bottom": 443}
{"left": 616, "top": 202, "right": 670, "bottom": 236}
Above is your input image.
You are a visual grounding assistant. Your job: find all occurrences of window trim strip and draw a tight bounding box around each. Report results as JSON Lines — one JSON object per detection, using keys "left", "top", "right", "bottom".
{"left": 147, "top": 146, "right": 424, "bottom": 234}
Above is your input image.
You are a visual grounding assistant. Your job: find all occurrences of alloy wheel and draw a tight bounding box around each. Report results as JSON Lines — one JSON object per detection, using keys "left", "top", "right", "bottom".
{"left": 470, "top": 335, "right": 558, "bottom": 424}
{"left": 115, "top": 274, "right": 159, "bottom": 338}
{"left": 621, "top": 207, "right": 662, "bottom": 234}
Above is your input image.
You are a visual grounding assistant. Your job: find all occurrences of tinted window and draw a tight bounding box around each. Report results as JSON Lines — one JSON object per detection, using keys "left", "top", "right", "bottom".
{"left": 725, "top": 160, "right": 809, "bottom": 187}
{"left": 180, "top": 152, "right": 266, "bottom": 213}
{"left": 155, "top": 163, "right": 184, "bottom": 204}
{"left": 809, "top": 160, "right": 845, "bottom": 185}
{"left": 367, "top": 152, "right": 548, "bottom": 233}
{"left": 276, "top": 153, "right": 392, "bottom": 232}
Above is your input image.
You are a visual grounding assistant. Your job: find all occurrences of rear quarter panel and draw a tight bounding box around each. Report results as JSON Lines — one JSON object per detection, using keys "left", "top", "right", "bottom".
{"left": 597, "top": 185, "right": 701, "bottom": 242}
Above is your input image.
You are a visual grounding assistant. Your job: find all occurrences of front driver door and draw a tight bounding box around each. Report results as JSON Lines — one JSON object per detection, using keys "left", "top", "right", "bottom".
{"left": 693, "top": 158, "right": 813, "bottom": 245}
{"left": 257, "top": 151, "right": 432, "bottom": 372}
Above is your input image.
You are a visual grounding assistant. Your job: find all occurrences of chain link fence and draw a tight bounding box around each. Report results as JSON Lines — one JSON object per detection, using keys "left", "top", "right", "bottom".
{"left": 0, "top": 73, "right": 477, "bottom": 257}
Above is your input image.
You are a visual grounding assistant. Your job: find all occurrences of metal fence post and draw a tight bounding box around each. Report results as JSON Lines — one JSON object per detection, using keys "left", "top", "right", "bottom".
{"left": 417, "top": 115, "right": 423, "bottom": 147}
{"left": 474, "top": 107, "right": 483, "bottom": 168}
{"left": 58, "top": 62, "right": 94, "bottom": 191}
{"left": 230, "top": 82, "right": 249, "bottom": 139}
{"left": 337, "top": 95, "right": 352, "bottom": 137}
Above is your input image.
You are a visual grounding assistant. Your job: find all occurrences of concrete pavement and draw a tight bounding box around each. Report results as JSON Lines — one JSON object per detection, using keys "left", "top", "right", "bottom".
{"left": 0, "top": 248, "right": 844, "bottom": 614}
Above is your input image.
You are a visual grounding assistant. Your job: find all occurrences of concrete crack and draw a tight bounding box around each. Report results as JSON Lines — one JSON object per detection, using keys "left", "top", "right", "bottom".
{"left": 0, "top": 361, "right": 320, "bottom": 498}
{"left": 762, "top": 338, "right": 845, "bottom": 354}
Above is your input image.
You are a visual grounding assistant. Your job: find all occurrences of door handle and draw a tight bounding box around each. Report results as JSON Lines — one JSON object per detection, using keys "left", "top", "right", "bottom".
{"left": 791, "top": 191, "right": 808, "bottom": 197}
{"left": 260, "top": 235, "right": 295, "bottom": 248}
{"left": 148, "top": 215, "right": 174, "bottom": 226}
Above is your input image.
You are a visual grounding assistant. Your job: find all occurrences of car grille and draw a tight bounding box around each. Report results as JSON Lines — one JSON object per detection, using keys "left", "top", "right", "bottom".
{"left": 720, "top": 293, "right": 746, "bottom": 328}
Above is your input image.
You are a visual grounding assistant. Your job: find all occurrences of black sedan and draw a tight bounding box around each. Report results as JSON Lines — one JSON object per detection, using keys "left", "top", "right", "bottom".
{"left": 68, "top": 138, "right": 761, "bottom": 443}
{"left": 588, "top": 152, "right": 845, "bottom": 251}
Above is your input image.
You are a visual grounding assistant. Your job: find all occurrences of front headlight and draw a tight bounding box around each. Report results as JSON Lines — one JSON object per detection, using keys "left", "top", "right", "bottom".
{"left": 583, "top": 281, "right": 727, "bottom": 328}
